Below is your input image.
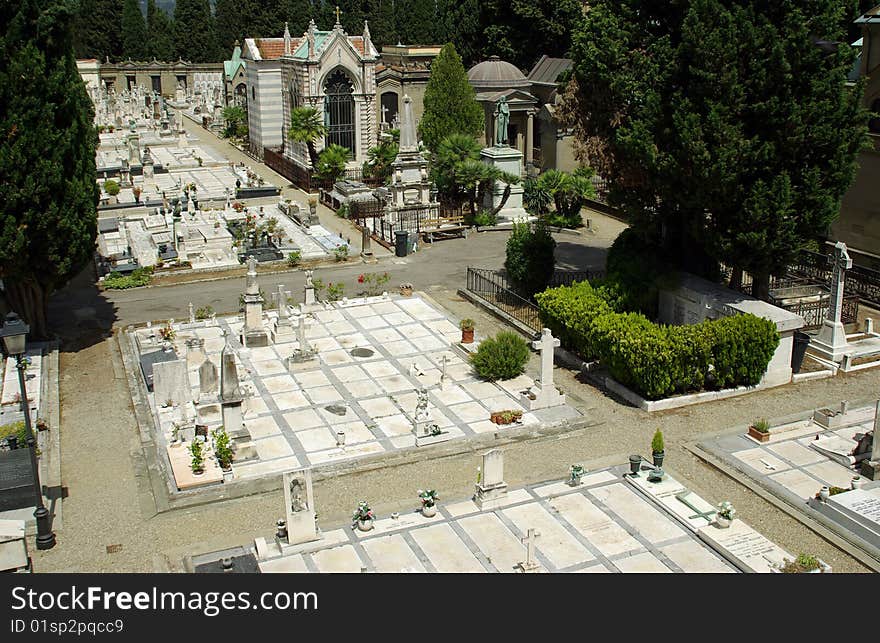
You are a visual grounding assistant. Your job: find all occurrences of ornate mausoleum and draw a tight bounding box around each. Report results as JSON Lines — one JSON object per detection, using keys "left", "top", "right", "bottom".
{"left": 280, "top": 18, "right": 380, "bottom": 169}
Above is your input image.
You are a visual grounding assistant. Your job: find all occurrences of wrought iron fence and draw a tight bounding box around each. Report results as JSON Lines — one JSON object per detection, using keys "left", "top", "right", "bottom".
{"left": 466, "top": 268, "right": 543, "bottom": 333}
{"left": 263, "top": 147, "right": 381, "bottom": 194}
{"left": 781, "top": 295, "right": 860, "bottom": 331}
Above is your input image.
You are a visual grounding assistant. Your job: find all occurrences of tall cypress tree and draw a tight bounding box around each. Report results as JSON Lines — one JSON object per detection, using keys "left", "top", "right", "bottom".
{"left": 418, "top": 42, "right": 484, "bottom": 151}
{"left": 73, "top": 0, "right": 122, "bottom": 60}
{"left": 174, "top": 0, "right": 221, "bottom": 62}
{"left": 121, "top": 0, "right": 148, "bottom": 60}
{"left": 395, "top": 0, "right": 435, "bottom": 44}
{"left": 214, "top": 0, "right": 248, "bottom": 52}
{"left": 368, "top": 0, "right": 396, "bottom": 48}
{"left": 286, "top": 0, "right": 314, "bottom": 37}
{"left": 567, "top": 0, "right": 869, "bottom": 300}
{"left": 436, "top": 0, "right": 479, "bottom": 65}
{"left": 146, "top": 0, "right": 175, "bottom": 61}
{"left": 0, "top": 0, "right": 100, "bottom": 338}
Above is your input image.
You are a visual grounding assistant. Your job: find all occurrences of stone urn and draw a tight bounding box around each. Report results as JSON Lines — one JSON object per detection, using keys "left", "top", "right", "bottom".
{"left": 421, "top": 504, "right": 437, "bottom": 518}
{"left": 357, "top": 518, "right": 374, "bottom": 532}
{"left": 715, "top": 515, "right": 731, "bottom": 529}
{"left": 818, "top": 486, "right": 830, "bottom": 502}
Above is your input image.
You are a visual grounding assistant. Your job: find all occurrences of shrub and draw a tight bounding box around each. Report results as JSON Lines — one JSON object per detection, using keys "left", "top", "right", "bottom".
{"left": 460, "top": 318, "right": 475, "bottom": 331}
{"left": 504, "top": 222, "right": 556, "bottom": 298}
{"left": 473, "top": 210, "right": 498, "bottom": 227}
{"left": 470, "top": 332, "right": 530, "bottom": 381}
{"left": 287, "top": 250, "right": 302, "bottom": 267}
{"left": 327, "top": 282, "right": 345, "bottom": 301}
{"left": 333, "top": 244, "right": 348, "bottom": 262}
{"left": 778, "top": 554, "right": 822, "bottom": 573}
{"left": 102, "top": 266, "right": 153, "bottom": 289}
{"left": 535, "top": 281, "right": 779, "bottom": 400}
{"left": 0, "top": 421, "right": 28, "bottom": 446}
{"left": 752, "top": 418, "right": 770, "bottom": 433}
{"left": 604, "top": 228, "right": 673, "bottom": 318}
{"left": 195, "top": 305, "right": 214, "bottom": 320}
{"left": 103, "top": 179, "right": 121, "bottom": 196}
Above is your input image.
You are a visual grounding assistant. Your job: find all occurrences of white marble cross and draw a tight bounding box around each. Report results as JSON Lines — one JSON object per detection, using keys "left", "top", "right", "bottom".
{"left": 827, "top": 242, "right": 852, "bottom": 324}
{"left": 521, "top": 529, "right": 540, "bottom": 569}
{"left": 272, "top": 284, "right": 292, "bottom": 312}
{"left": 533, "top": 328, "right": 560, "bottom": 391}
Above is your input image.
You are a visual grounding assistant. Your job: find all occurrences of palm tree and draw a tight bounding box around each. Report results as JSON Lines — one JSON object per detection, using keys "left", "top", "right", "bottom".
{"left": 536, "top": 168, "right": 596, "bottom": 227}
{"left": 288, "top": 106, "right": 327, "bottom": 168}
{"left": 314, "top": 144, "right": 353, "bottom": 183}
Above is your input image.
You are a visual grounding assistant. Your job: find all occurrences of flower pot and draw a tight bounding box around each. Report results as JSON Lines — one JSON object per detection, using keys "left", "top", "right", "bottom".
{"left": 748, "top": 426, "right": 770, "bottom": 442}
{"left": 336, "top": 431, "right": 346, "bottom": 447}
{"left": 192, "top": 469, "right": 205, "bottom": 477}
{"left": 357, "top": 518, "right": 374, "bottom": 532}
{"left": 652, "top": 450, "right": 664, "bottom": 468}
{"left": 461, "top": 329, "right": 474, "bottom": 344}
{"left": 715, "top": 515, "right": 731, "bottom": 529}
{"left": 400, "top": 287, "right": 413, "bottom": 297}
{"left": 851, "top": 476, "right": 864, "bottom": 490}
{"left": 421, "top": 504, "right": 437, "bottom": 518}
{"left": 818, "top": 486, "right": 830, "bottom": 502}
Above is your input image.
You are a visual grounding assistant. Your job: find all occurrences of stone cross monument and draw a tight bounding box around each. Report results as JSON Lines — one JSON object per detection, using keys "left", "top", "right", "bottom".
{"left": 517, "top": 528, "right": 542, "bottom": 572}
{"left": 812, "top": 241, "right": 854, "bottom": 362}
{"left": 860, "top": 399, "right": 880, "bottom": 480}
{"left": 521, "top": 328, "right": 565, "bottom": 410}
{"left": 219, "top": 332, "right": 245, "bottom": 432}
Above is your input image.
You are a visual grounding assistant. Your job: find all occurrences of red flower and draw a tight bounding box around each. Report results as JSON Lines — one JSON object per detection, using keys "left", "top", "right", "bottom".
{"left": 358, "top": 274, "right": 365, "bottom": 283}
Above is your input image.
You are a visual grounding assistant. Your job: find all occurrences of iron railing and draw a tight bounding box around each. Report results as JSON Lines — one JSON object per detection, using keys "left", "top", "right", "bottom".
{"left": 466, "top": 268, "right": 543, "bottom": 333}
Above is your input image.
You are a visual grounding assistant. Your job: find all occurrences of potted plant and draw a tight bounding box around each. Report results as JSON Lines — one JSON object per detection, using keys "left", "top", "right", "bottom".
{"left": 190, "top": 439, "right": 205, "bottom": 476}
{"left": 460, "top": 319, "right": 475, "bottom": 344}
{"left": 569, "top": 464, "right": 586, "bottom": 486}
{"left": 774, "top": 553, "right": 830, "bottom": 574}
{"left": 715, "top": 501, "right": 736, "bottom": 528}
{"left": 132, "top": 186, "right": 142, "bottom": 203}
{"left": 418, "top": 489, "right": 438, "bottom": 517}
{"left": 352, "top": 501, "right": 375, "bottom": 531}
{"left": 651, "top": 429, "right": 665, "bottom": 468}
{"left": 399, "top": 282, "right": 414, "bottom": 297}
{"left": 748, "top": 418, "right": 771, "bottom": 442}
{"left": 212, "top": 427, "right": 233, "bottom": 473}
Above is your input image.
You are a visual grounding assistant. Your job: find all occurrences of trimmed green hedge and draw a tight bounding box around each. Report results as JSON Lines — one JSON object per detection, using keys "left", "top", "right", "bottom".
{"left": 102, "top": 266, "right": 153, "bottom": 290}
{"left": 536, "top": 280, "right": 779, "bottom": 400}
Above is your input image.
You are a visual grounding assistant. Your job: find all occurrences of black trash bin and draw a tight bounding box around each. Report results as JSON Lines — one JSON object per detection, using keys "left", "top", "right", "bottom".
{"left": 395, "top": 230, "right": 409, "bottom": 257}
{"left": 791, "top": 330, "right": 811, "bottom": 374}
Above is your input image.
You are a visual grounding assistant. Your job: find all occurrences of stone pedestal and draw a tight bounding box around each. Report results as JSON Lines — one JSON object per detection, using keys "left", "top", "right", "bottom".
{"left": 221, "top": 401, "right": 243, "bottom": 433}
{"left": 474, "top": 449, "right": 508, "bottom": 510}
{"left": 811, "top": 319, "right": 854, "bottom": 363}
{"left": 480, "top": 145, "right": 527, "bottom": 222}
{"left": 284, "top": 470, "right": 321, "bottom": 546}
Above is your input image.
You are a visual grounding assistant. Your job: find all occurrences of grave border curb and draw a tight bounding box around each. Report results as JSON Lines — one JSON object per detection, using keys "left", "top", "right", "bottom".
{"left": 685, "top": 431, "right": 880, "bottom": 572}
{"left": 116, "top": 317, "right": 604, "bottom": 515}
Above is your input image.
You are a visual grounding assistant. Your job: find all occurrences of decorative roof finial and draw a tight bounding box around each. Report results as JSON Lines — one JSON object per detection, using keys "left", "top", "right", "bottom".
{"left": 334, "top": 5, "right": 342, "bottom": 27}
{"left": 283, "top": 21, "right": 291, "bottom": 56}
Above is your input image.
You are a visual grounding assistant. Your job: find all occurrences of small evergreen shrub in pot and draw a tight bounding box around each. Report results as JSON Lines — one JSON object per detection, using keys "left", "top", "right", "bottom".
{"left": 470, "top": 332, "right": 530, "bottom": 381}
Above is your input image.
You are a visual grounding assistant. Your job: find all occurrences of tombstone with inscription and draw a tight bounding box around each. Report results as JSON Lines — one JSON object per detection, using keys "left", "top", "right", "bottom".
{"left": 282, "top": 469, "right": 321, "bottom": 546}
{"left": 474, "top": 449, "right": 508, "bottom": 510}
{"left": 219, "top": 334, "right": 245, "bottom": 432}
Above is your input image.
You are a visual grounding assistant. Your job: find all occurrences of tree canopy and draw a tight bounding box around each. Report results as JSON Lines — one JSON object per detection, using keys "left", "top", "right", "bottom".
{"left": 174, "top": 0, "right": 222, "bottom": 62}
{"left": 566, "top": 0, "right": 869, "bottom": 299}
{"left": 146, "top": 0, "right": 175, "bottom": 60}
{"left": 0, "top": 0, "right": 100, "bottom": 337}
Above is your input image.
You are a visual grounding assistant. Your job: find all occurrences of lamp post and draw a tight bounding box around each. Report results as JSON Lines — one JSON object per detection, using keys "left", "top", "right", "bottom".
{"left": 0, "top": 312, "right": 55, "bottom": 549}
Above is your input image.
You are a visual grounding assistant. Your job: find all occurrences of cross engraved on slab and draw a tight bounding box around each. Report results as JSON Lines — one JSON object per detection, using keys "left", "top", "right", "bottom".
{"left": 675, "top": 491, "right": 716, "bottom": 523}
